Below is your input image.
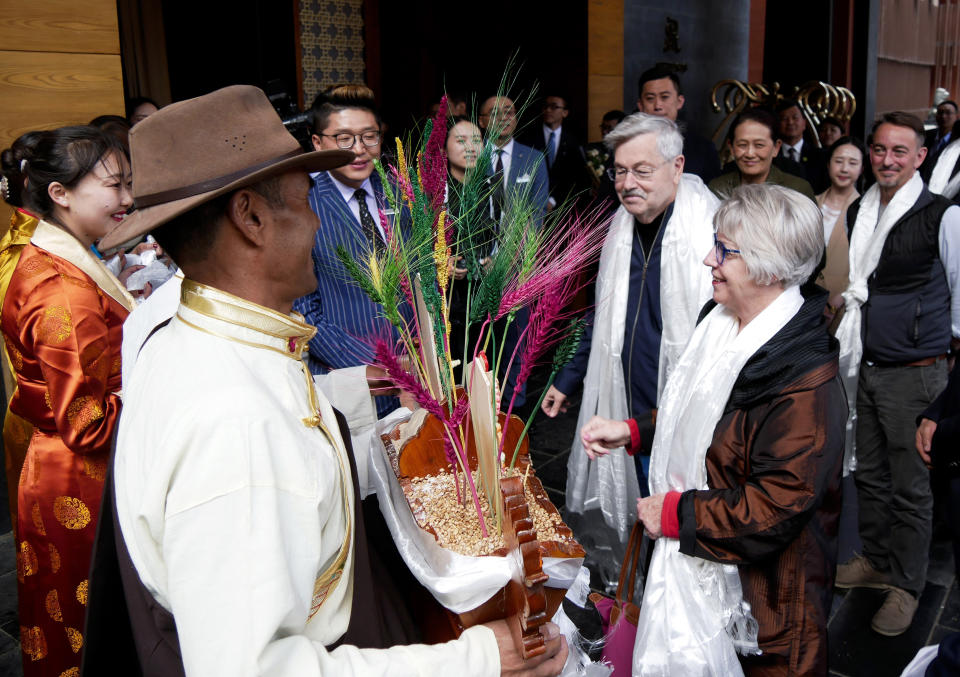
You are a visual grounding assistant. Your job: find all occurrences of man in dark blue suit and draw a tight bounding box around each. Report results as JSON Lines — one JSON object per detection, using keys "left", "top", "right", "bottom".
{"left": 479, "top": 95, "right": 550, "bottom": 225}
{"left": 294, "top": 85, "right": 405, "bottom": 416}
{"left": 478, "top": 95, "right": 549, "bottom": 407}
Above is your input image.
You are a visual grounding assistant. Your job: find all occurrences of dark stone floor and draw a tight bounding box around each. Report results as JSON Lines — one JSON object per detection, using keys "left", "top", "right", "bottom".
{"left": 0, "top": 367, "right": 955, "bottom": 676}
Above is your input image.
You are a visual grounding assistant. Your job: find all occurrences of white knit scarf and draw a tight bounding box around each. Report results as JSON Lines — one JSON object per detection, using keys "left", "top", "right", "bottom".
{"left": 835, "top": 172, "right": 923, "bottom": 473}
{"left": 929, "top": 139, "right": 960, "bottom": 199}
{"left": 634, "top": 285, "right": 803, "bottom": 677}
{"left": 565, "top": 174, "right": 717, "bottom": 542}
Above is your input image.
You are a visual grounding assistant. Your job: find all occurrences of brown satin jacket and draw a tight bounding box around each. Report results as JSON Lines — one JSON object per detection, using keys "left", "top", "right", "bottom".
{"left": 678, "top": 289, "right": 845, "bottom": 676}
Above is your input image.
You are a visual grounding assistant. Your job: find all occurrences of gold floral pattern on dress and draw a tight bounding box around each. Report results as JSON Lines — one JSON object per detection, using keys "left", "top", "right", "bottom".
{"left": 60, "top": 669, "right": 79, "bottom": 677}
{"left": 31, "top": 502, "right": 46, "bottom": 535}
{"left": 38, "top": 305, "right": 73, "bottom": 344}
{"left": 110, "top": 354, "right": 122, "bottom": 376}
{"left": 82, "top": 457, "right": 105, "bottom": 481}
{"left": 53, "top": 496, "right": 91, "bottom": 530}
{"left": 20, "top": 625, "right": 47, "bottom": 661}
{"left": 20, "top": 254, "right": 53, "bottom": 278}
{"left": 76, "top": 579, "right": 88, "bottom": 605}
{"left": 65, "top": 626, "right": 82, "bottom": 653}
{"left": 66, "top": 396, "right": 103, "bottom": 433}
{"left": 4, "top": 336, "right": 22, "bottom": 372}
{"left": 19, "top": 540, "right": 38, "bottom": 578}
{"left": 49, "top": 543, "right": 60, "bottom": 572}
{"left": 44, "top": 390, "right": 53, "bottom": 409}
{"left": 45, "top": 589, "right": 62, "bottom": 622}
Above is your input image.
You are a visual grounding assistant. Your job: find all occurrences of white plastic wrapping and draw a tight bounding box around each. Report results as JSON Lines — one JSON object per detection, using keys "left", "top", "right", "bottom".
{"left": 369, "top": 410, "right": 584, "bottom": 613}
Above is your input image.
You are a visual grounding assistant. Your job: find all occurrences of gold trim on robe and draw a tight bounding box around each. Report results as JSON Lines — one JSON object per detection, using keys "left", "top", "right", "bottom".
{"left": 176, "top": 279, "right": 351, "bottom": 616}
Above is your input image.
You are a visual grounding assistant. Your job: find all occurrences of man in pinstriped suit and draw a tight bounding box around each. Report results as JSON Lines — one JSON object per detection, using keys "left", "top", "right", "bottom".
{"left": 294, "top": 85, "right": 407, "bottom": 417}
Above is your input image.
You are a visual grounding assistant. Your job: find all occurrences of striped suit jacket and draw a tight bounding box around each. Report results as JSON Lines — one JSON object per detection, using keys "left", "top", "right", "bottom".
{"left": 294, "top": 172, "right": 406, "bottom": 388}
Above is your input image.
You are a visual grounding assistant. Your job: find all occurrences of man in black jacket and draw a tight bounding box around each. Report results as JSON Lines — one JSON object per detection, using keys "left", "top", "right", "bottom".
{"left": 523, "top": 94, "right": 591, "bottom": 208}
{"left": 636, "top": 66, "right": 720, "bottom": 184}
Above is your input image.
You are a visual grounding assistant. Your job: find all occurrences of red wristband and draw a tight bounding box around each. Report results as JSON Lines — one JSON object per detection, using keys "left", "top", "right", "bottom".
{"left": 660, "top": 491, "right": 682, "bottom": 538}
{"left": 626, "top": 418, "right": 642, "bottom": 456}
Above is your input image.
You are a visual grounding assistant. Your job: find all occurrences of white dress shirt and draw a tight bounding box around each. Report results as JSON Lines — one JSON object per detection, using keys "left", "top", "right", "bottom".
{"left": 542, "top": 124, "right": 561, "bottom": 160}
{"left": 783, "top": 138, "right": 804, "bottom": 162}
{"left": 321, "top": 173, "right": 387, "bottom": 242}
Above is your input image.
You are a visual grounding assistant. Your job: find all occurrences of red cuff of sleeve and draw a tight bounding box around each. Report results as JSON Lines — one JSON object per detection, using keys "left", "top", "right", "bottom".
{"left": 660, "top": 491, "right": 682, "bottom": 539}
{"left": 626, "top": 418, "right": 641, "bottom": 456}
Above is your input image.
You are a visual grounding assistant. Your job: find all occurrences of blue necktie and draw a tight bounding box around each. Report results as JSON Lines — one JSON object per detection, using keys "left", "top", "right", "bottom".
{"left": 546, "top": 131, "right": 556, "bottom": 168}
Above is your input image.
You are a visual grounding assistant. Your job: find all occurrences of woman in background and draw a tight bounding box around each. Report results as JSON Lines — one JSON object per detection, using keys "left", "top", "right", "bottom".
{"left": 4, "top": 126, "right": 134, "bottom": 676}
{"left": 816, "top": 137, "right": 866, "bottom": 322}
{"left": 445, "top": 116, "right": 490, "bottom": 378}
{"left": 709, "top": 109, "right": 816, "bottom": 202}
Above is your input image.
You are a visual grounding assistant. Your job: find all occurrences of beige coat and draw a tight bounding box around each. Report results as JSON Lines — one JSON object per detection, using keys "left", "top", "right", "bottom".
{"left": 816, "top": 189, "right": 858, "bottom": 298}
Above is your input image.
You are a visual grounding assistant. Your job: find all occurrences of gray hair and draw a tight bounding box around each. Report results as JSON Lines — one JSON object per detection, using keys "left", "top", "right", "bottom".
{"left": 604, "top": 112, "right": 683, "bottom": 162}
{"left": 714, "top": 184, "right": 823, "bottom": 288}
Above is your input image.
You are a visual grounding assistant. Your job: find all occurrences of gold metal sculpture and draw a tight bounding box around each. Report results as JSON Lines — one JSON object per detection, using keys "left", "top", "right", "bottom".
{"left": 710, "top": 79, "right": 857, "bottom": 148}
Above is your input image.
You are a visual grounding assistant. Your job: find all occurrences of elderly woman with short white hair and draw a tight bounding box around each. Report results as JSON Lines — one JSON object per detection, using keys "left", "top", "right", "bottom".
{"left": 582, "top": 184, "right": 845, "bottom": 676}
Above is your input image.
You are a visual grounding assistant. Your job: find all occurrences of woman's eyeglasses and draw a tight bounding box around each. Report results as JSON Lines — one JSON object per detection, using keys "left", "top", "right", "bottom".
{"left": 714, "top": 234, "right": 741, "bottom": 265}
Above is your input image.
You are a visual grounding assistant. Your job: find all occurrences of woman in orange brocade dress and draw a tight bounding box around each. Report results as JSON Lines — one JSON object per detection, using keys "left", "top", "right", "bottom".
{"left": 2, "top": 126, "right": 134, "bottom": 676}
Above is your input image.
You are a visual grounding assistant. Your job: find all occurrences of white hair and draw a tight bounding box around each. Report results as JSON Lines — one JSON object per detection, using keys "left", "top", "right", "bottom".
{"left": 714, "top": 184, "right": 823, "bottom": 288}
{"left": 604, "top": 112, "right": 683, "bottom": 162}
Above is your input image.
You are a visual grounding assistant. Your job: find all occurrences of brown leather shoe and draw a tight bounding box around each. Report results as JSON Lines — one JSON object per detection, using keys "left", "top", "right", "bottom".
{"left": 835, "top": 554, "right": 891, "bottom": 589}
{"left": 871, "top": 586, "right": 919, "bottom": 636}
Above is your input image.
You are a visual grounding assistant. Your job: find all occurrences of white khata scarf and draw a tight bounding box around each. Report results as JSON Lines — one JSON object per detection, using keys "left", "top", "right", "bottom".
{"left": 835, "top": 172, "right": 924, "bottom": 474}
{"left": 929, "top": 139, "right": 960, "bottom": 199}
{"left": 634, "top": 284, "right": 803, "bottom": 677}
{"left": 565, "top": 174, "right": 717, "bottom": 542}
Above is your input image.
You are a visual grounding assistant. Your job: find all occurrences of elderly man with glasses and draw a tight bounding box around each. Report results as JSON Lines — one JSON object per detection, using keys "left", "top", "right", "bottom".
{"left": 295, "top": 84, "right": 409, "bottom": 419}
{"left": 543, "top": 113, "right": 718, "bottom": 567}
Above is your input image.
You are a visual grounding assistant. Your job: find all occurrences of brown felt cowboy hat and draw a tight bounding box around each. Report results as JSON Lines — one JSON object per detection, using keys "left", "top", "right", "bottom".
{"left": 99, "top": 85, "right": 355, "bottom": 250}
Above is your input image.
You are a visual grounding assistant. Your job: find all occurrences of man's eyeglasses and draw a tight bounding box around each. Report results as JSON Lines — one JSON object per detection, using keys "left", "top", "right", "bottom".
{"left": 714, "top": 234, "right": 741, "bottom": 265}
{"left": 320, "top": 131, "right": 381, "bottom": 150}
{"left": 607, "top": 162, "right": 665, "bottom": 182}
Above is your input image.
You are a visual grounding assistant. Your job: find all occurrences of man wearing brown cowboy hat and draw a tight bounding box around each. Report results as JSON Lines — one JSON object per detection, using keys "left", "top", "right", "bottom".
{"left": 86, "top": 86, "right": 567, "bottom": 676}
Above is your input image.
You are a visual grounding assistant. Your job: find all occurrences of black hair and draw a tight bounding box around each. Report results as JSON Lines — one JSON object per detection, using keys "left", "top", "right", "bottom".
{"left": 446, "top": 115, "right": 480, "bottom": 138}
{"left": 826, "top": 136, "right": 868, "bottom": 192}
{"left": 1, "top": 130, "right": 44, "bottom": 208}
{"left": 871, "top": 111, "right": 925, "bottom": 147}
{"left": 728, "top": 108, "right": 778, "bottom": 144}
{"left": 602, "top": 110, "right": 626, "bottom": 123}
{"left": 150, "top": 176, "right": 285, "bottom": 269}
{"left": 775, "top": 99, "right": 803, "bottom": 115}
{"left": 21, "top": 125, "right": 128, "bottom": 219}
{"left": 638, "top": 66, "right": 682, "bottom": 98}
{"left": 126, "top": 96, "right": 159, "bottom": 122}
{"left": 821, "top": 116, "right": 845, "bottom": 133}
{"left": 310, "top": 84, "right": 380, "bottom": 136}
{"left": 90, "top": 114, "right": 129, "bottom": 129}
{"left": 939, "top": 100, "right": 959, "bottom": 113}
